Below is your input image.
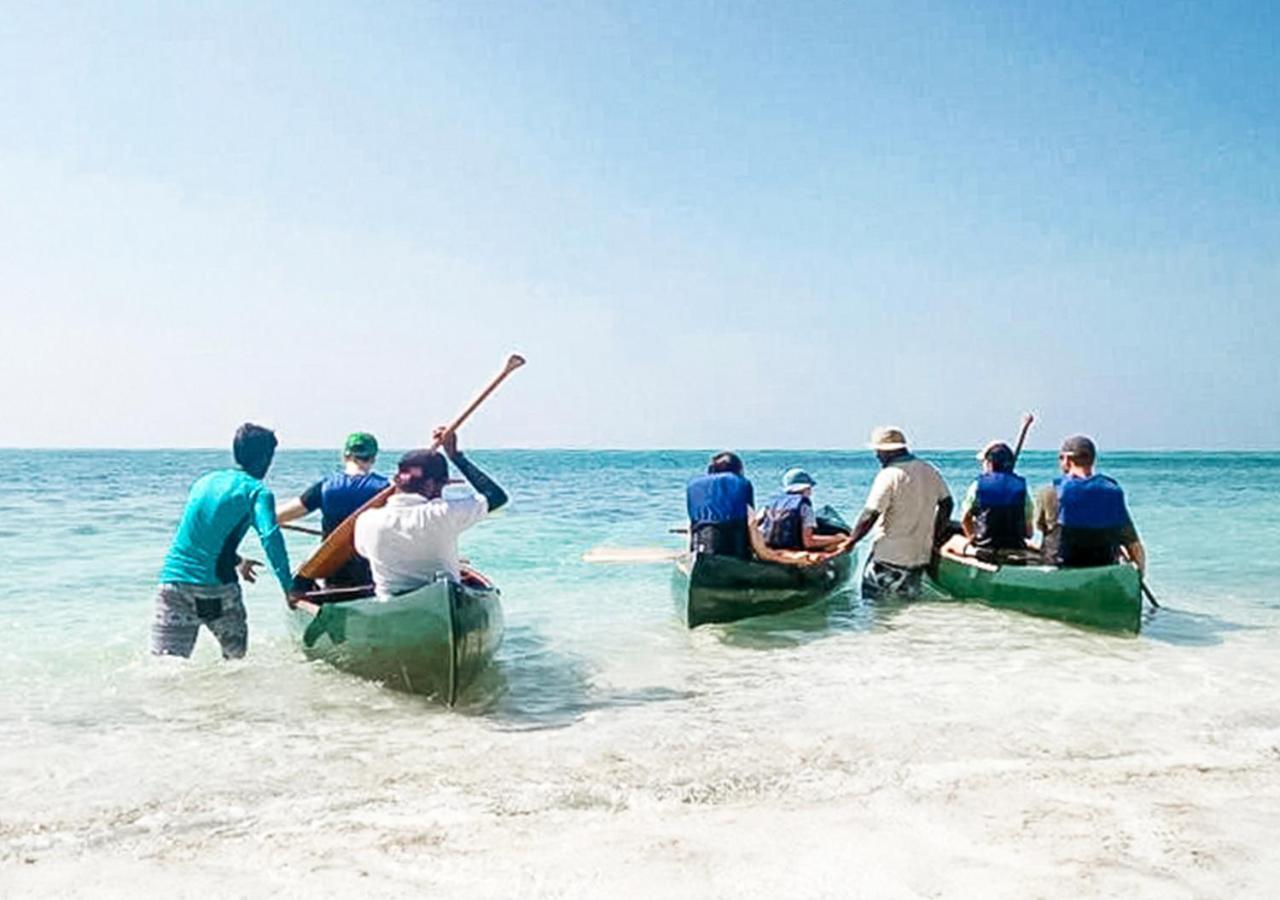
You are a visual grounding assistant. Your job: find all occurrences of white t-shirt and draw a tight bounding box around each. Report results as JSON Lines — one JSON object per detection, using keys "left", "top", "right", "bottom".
{"left": 353, "top": 492, "right": 489, "bottom": 597}
{"left": 864, "top": 456, "right": 952, "bottom": 568}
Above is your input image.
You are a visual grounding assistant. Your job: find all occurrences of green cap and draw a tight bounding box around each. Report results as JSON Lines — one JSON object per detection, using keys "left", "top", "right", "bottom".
{"left": 344, "top": 432, "right": 379, "bottom": 458}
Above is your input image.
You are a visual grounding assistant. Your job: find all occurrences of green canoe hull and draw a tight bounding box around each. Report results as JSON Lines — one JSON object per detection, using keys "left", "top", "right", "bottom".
{"left": 674, "top": 550, "right": 854, "bottom": 628}
{"left": 287, "top": 577, "right": 504, "bottom": 704}
{"left": 927, "top": 552, "right": 1142, "bottom": 633}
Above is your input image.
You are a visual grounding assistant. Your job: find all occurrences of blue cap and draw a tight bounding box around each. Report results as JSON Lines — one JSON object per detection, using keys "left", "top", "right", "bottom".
{"left": 782, "top": 467, "right": 816, "bottom": 492}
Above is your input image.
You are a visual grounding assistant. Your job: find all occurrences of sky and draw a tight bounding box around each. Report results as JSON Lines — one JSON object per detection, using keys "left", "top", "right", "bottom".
{"left": 1, "top": 1, "right": 1277, "bottom": 450}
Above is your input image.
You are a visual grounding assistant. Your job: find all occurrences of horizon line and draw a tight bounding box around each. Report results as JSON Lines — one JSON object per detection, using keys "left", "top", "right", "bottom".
{"left": 2, "top": 445, "right": 1278, "bottom": 454}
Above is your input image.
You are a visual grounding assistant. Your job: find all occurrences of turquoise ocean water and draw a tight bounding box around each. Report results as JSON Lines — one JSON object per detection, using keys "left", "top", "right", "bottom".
{"left": 2, "top": 449, "right": 1278, "bottom": 896}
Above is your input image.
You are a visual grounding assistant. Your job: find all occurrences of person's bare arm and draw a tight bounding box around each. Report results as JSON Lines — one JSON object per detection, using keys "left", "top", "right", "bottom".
{"left": 802, "top": 526, "right": 846, "bottom": 550}
{"left": 1122, "top": 540, "right": 1147, "bottom": 575}
{"left": 961, "top": 508, "right": 976, "bottom": 538}
{"left": 276, "top": 497, "right": 310, "bottom": 524}
{"left": 841, "top": 508, "right": 880, "bottom": 552}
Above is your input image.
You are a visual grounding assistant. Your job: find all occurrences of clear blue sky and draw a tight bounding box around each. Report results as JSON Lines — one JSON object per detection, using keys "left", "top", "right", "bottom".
{"left": 2, "top": 2, "right": 1277, "bottom": 449}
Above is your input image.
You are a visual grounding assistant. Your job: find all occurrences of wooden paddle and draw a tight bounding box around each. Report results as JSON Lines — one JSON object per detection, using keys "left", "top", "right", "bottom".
{"left": 294, "top": 353, "right": 527, "bottom": 582}
{"left": 582, "top": 547, "right": 683, "bottom": 564}
{"left": 1011, "top": 411, "right": 1035, "bottom": 466}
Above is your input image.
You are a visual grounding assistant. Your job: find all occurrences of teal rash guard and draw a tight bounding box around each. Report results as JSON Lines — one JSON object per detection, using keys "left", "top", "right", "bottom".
{"left": 160, "top": 469, "right": 293, "bottom": 592}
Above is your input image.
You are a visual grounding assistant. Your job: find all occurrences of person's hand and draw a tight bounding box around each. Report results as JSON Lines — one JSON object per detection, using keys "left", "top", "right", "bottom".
{"left": 286, "top": 589, "right": 304, "bottom": 609}
{"left": 237, "top": 558, "right": 262, "bottom": 583}
{"left": 434, "top": 426, "right": 459, "bottom": 458}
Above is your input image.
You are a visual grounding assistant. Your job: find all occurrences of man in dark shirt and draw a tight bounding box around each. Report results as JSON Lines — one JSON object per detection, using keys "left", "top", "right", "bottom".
{"left": 278, "top": 432, "right": 389, "bottom": 586}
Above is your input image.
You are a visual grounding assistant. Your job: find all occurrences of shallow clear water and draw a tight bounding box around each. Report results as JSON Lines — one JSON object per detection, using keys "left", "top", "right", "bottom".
{"left": 1, "top": 449, "right": 1278, "bottom": 897}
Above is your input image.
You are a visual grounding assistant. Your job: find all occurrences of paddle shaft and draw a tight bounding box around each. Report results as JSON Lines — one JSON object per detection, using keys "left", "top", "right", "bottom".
{"left": 1011, "top": 412, "right": 1035, "bottom": 466}
{"left": 282, "top": 523, "right": 323, "bottom": 536}
{"left": 1141, "top": 580, "right": 1161, "bottom": 608}
{"left": 295, "top": 354, "right": 526, "bottom": 582}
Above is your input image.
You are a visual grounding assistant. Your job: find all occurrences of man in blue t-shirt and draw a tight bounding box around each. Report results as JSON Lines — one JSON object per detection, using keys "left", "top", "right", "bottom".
{"left": 277, "top": 431, "right": 389, "bottom": 587}
{"left": 152, "top": 423, "right": 293, "bottom": 659}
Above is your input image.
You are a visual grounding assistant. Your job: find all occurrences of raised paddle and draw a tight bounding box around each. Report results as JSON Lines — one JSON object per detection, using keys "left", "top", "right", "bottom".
{"left": 294, "top": 353, "right": 527, "bottom": 583}
{"left": 1011, "top": 411, "right": 1035, "bottom": 466}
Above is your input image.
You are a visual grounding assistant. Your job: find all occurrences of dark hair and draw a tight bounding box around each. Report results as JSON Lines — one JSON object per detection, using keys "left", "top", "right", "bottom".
{"left": 985, "top": 443, "right": 1016, "bottom": 473}
{"left": 707, "top": 451, "right": 744, "bottom": 475}
{"left": 233, "top": 423, "right": 277, "bottom": 479}
{"left": 396, "top": 449, "right": 448, "bottom": 492}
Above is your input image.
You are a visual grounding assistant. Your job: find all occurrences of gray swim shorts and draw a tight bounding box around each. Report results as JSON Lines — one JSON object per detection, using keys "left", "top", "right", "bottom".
{"left": 150, "top": 582, "right": 247, "bottom": 659}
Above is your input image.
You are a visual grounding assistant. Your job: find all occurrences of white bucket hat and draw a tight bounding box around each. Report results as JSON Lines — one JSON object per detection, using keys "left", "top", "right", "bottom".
{"left": 868, "top": 426, "right": 909, "bottom": 451}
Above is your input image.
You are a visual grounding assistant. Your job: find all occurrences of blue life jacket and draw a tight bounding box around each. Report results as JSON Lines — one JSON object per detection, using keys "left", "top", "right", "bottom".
{"left": 1053, "top": 474, "right": 1132, "bottom": 567}
{"left": 686, "top": 473, "right": 755, "bottom": 559}
{"left": 686, "top": 473, "right": 754, "bottom": 526}
{"left": 972, "top": 471, "right": 1027, "bottom": 550}
{"left": 761, "top": 493, "right": 811, "bottom": 550}
{"left": 319, "top": 472, "right": 390, "bottom": 536}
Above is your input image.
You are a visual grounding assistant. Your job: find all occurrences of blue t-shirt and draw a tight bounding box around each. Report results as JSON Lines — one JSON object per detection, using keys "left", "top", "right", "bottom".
{"left": 300, "top": 471, "right": 390, "bottom": 536}
{"left": 160, "top": 469, "right": 292, "bottom": 591}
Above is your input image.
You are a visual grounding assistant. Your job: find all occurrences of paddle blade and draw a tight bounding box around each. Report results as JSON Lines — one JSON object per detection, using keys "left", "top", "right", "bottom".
{"left": 583, "top": 547, "right": 682, "bottom": 564}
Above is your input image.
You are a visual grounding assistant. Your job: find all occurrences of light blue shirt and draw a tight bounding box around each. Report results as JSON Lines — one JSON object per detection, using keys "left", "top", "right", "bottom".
{"left": 160, "top": 469, "right": 292, "bottom": 591}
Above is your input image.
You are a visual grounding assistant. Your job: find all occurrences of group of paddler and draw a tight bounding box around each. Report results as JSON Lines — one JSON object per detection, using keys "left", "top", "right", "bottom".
{"left": 151, "top": 353, "right": 530, "bottom": 662}
{"left": 149, "top": 349, "right": 1147, "bottom": 667}
{"left": 684, "top": 421, "right": 1146, "bottom": 602}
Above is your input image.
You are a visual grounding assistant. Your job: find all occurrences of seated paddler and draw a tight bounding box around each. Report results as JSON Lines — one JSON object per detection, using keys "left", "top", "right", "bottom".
{"left": 353, "top": 427, "right": 507, "bottom": 598}
{"left": 685, "top": 451, "right": 757, "bottom": 559}
{"left": 759, "top": 468, "right": 847, "bottom": 552}
{"left": 959, "top": 441, "right": 1033, "bottom": 552}
{"left": 277, "top": 431, "right": 389, "bottom": 587}
{"left": 1038, "top": 434, "right": 1146, "bottom": 573}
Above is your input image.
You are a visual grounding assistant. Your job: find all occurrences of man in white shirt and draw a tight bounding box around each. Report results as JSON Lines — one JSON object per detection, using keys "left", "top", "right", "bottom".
{"left": 354, "top": 427, "right": 508, "bottom": 598}
{"left": 841, "top": 426, "right": 953, "bottom": 599}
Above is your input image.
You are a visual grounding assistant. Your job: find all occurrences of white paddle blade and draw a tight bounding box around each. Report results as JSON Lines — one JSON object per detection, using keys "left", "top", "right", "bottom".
{"left": 582, "top": 547, "right": 682, "bottom": 564}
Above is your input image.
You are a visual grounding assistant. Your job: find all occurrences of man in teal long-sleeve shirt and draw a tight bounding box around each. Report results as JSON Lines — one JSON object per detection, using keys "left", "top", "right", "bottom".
{"left": 151, "top": 423, "right": 293, "bottom": 659}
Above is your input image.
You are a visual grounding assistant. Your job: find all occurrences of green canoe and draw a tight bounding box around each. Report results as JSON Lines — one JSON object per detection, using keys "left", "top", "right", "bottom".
{"left": 675, "top": 549, "right": 855, "bottom": 627}
{"left": 674, "top": 506, "right": 854, "bottom": 628}
{"left": 287, "top": 571, "right": 504, "bottom": 704}
{"left": 926, "top": 538, "right": 1142, "bottom": 633}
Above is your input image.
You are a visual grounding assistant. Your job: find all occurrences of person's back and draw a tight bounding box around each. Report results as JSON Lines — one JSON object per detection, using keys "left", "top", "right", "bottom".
{"left": 1046, "top": 434, "right": 1144, "bottom": 571}
{"left": 162, "top": 469, "right": 289, "bottom": 587}
{"left": 686, "top": 460, "right": 755, "bottom": 560}
{"left": 867, "top": 455, "right": 951, "bottom": 568}
{"left": 354, "top": 430, "right": 506, "bottom": 598}
{"left": 760, "top": 491, "right": 811, "bottom": 550}
{"left": 1053, "top": 473, "right": 1135, "bottom": 567}
{"left": 968, "top": 471, "right": 1030, "bottom": 550}
{"left": 152, "top": 424, "right": 292, "bottom": 660}
{"left": 311, "top": 471, "right": 390, "bottom": 536}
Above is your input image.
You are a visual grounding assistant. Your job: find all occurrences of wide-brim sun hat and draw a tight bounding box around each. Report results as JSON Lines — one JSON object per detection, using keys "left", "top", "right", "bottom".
{"left": 868, "top": 426, "right": 909, "bottom": 451}
{"left": 782, "top": 467, "right": 816, "bottom": 492}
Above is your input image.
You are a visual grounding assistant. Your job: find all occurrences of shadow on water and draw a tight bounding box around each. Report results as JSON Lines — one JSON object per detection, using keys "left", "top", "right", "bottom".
{"left": 1140, "top": 605, "right": 1262, "bottom": 647}
{"left": 708, "top": 587, "right": 910, "bottom": 649}
{"left": 455, "top": 624, "right": 695, "bottom": 731}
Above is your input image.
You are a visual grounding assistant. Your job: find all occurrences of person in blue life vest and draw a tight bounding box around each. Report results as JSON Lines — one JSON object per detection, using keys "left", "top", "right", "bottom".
{"left": 686, "top": 453, "right": 831, "bottom": 565}
{"left": 759, "top": 468, "right": 848, "bottom": 552}
{"left": 277, "top": 431, "right": 389, "bottom": 587}
{"left": 959, "top": 441, "right": 1034, "bottom": 551}
{"left": 1035, "top": 435, "right": 1146, "bottom": 572}
{"left": 151, "top": 423, "right": 293, "bottom": 660}
{"left": 685, "top": 451, "right": 758, "bottom": 560}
